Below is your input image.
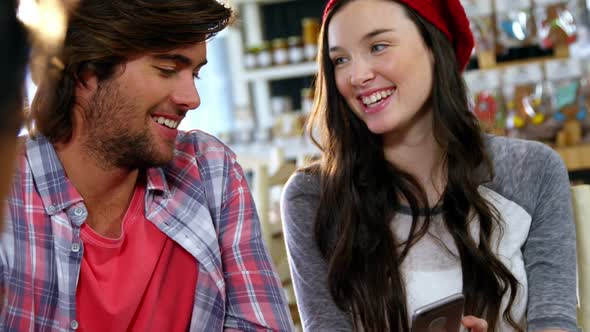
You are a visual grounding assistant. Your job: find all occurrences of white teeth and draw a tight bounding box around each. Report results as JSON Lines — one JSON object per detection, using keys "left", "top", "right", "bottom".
{"left": 361, "top": 88, "right": 395, "bottom": 106}
{"left": 152, "top": 116, "right": 179, "bottom": 129}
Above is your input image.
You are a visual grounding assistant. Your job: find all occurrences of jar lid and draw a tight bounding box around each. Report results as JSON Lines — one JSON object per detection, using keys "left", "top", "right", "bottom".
{"left": 287, "top": 36, "right": 302, "bottom": 45}
{"left": 259, "top": 41, "right": 271, "bottom": 51}
{"left": 271, "top": 38, "right": 288, "bottom": 48}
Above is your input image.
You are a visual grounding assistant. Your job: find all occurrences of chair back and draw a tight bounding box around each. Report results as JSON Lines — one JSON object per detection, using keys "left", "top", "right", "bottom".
{"left": 572, "top": 185, "right": 590, "bottom": 331}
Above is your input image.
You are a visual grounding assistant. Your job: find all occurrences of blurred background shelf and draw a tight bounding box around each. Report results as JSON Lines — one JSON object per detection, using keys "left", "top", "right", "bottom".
{"left": 243, "top": 62, "right": 317, "bottom": 82}
{"left": 555, "top": 144, "right": 590, "bottom": 171}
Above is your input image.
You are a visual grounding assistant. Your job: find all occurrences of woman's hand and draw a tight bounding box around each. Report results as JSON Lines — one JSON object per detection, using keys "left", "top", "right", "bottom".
{"left": 462, "top": 316, "right": 488, "bottom": 332}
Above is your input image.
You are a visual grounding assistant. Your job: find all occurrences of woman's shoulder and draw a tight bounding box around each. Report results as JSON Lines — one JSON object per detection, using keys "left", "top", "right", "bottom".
{"left": 281, "top": 167, "right": 322, "bottom": 239}
{"left": 483, "top": 135, "right": 569, "bottom": 215}
{"left": 484, "top": 135, "right": 566, "bottom": 180}
{"left": 484, "top": 134, "right": 560, "bottom": 165}
{"left": 283, "top": 166, "right": 322, "bottom": 200}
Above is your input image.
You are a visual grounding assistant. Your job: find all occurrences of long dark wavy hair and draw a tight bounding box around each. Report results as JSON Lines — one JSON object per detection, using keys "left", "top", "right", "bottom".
{"left": 28, "top": 0, "right": 233, "bottom": 143}
{"left": 306, "top": 1, "right": 522, "bottom": 331}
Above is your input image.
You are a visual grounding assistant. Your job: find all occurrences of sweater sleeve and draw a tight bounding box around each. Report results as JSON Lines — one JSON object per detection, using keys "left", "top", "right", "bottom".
{"left": 521, "top": 147, "right": 578, "bottom": 332}
{"left": 280, "top": 172, "right": 353, "bottom": 331}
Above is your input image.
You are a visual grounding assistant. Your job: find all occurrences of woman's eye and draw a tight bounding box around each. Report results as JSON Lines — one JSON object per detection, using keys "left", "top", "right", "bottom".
{"left": 371, "top": 44, "right": 387, "bottom": 53}
{"left": 332, "top": 57, "right": 348, "bottom": 66}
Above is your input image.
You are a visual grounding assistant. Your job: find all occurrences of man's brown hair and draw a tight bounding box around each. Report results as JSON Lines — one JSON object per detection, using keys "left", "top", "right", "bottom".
{"left": 29, "top": 0, "right": 233, "bottom": 143}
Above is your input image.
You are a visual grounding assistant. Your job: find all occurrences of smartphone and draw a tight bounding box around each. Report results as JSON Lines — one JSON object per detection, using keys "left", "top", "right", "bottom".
{"left": 410, "top": 293, "right": 465, "bottom": 332}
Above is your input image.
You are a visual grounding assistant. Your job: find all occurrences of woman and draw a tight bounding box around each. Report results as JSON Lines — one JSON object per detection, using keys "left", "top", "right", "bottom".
{"left": 280, "top": 0, "right": 578, "bottom": 331}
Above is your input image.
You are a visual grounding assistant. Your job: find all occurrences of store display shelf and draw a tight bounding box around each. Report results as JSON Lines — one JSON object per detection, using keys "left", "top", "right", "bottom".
{"left": 468, "top": 53, "right": 571, "bottom": 73}
{"left": 554, "top": 144, "right": 590, "bottom": 172}
{"left": 243, "top": 62, "right": 318, "bottom": 82}
{"left": 232, "top": 137, "right": 320, "bottom": 168}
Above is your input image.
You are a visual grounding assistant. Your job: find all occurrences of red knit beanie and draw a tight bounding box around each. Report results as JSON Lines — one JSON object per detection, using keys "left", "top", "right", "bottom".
{"left": 323, "top": 0, "right": 474, "bottom": 71}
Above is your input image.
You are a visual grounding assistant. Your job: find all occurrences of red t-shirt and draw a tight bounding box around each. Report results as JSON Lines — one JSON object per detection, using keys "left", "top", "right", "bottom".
{"left": 76, "top": 180, "right": 198, "bottom": 332}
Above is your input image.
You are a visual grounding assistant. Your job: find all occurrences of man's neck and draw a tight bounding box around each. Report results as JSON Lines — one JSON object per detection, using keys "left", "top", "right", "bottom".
{"left": 54, "top": 139, "right": 140, "bottom": 237}
{"left": 382, "top": 115, "right": 446, "bottom": 207}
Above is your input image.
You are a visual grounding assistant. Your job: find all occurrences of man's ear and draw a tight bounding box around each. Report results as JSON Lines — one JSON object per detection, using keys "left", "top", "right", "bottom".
{"left": 75, "top": 69, "right": 98, "bottom": 101}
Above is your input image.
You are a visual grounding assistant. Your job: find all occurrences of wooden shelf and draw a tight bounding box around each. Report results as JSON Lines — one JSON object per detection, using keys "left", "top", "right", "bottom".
{"left": 243, "top": 62, "right": 317, "bottom": 82}
{"left": 467, "top": 54, "right": 571, "bottom": 72}
{"left": 233, "top": 137, "right": 320, "bottom": 169}
{"left": 554, "top": 144, "right": 590, "bottom": 172}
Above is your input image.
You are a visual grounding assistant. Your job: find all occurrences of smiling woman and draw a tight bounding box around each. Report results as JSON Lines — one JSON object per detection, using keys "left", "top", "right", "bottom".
{"left": 280, "top": 0, "right": 578, "bottom": 331}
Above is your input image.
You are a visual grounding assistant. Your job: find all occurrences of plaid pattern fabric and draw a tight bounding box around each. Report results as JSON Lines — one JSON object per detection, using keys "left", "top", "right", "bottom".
{"left": 0, "top": 131, "right": 293, "bottom": 331}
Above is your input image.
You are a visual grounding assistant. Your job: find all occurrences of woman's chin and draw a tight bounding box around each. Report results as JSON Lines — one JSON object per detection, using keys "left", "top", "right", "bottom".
{"left": 365, "top": 120, "right": 397, "bottom": 136}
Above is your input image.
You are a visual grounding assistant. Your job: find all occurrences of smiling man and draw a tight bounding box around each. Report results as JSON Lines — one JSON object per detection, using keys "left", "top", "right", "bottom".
{"left": 0, "top": 1, "right": 292, "bottom": 331}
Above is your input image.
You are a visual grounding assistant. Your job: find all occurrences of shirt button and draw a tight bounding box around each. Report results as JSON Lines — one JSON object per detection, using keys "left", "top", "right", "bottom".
{"left": 71, "top": 243, "right": 80, "bottom": 253}
{"left": 48, "top": 205, "right": 57, "bottom": 213}
{"left": 70, "top": 320, "right": 79, "bottom": 330}
{"left": 74, "top": 207, "right": 84, "bottom": 216}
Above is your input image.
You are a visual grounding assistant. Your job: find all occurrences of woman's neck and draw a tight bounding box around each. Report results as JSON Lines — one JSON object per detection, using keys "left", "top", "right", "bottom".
{"left": 382, "top": 115, "right": 446, "bottom": 207}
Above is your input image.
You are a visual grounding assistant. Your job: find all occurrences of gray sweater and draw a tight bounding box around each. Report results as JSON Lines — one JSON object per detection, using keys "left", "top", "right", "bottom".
{"left": 280, "top": 135, "right": 578, "bottom": 332}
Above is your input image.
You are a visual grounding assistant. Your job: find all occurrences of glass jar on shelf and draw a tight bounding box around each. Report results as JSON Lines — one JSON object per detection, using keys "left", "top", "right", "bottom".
{"left": 272, "top": 38, "right": 289, "bottom": 66}
{"left": 256, "top": 41, "right": 273, "bottom": 68}
{"left": 287, "top": 36, "right": 304, "bottom": 64}
{"left": 244, "top": 46, "right": 259, "bottom": 69}
{"left": 301, "top": 88, "right": 314, "bottom": 114}
{"left": 302, "top": 17, "right": 320, "bottom": 61}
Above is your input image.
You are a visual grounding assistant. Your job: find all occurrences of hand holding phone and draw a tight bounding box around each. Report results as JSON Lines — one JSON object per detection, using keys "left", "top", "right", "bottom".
{"left": 461, "top": 315, "right": 489, "bottom": 332}
{"left": 410, "top": 293, "right": 464, "bottom": 332}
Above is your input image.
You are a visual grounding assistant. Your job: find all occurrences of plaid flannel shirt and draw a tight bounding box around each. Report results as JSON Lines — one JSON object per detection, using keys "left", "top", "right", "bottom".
{"left": 0, "top": 131, "right": 293, "bottom": 331}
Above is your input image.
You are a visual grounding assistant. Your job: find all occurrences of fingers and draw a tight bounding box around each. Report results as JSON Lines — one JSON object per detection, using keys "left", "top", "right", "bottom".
{"left": 462, "top": 316, "right": 488, "bottom": 332}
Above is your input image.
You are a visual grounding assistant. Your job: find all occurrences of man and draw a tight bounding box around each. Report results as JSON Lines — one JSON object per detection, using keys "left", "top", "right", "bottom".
{"left": 0, "top": 0, "right": 28, "bottom": 222}
{"left": 1, "top": 1, "right": 293, "bottom": 331}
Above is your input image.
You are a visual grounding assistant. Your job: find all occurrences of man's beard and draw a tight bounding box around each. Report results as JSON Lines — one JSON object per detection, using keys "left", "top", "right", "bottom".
{"left": 82, "top": 80, "right": 174, "bottom": 170}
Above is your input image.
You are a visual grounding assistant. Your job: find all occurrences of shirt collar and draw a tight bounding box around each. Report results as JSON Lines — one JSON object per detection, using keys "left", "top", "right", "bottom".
{"left": 146, "top": 167, "right": 170, "bottom": 197}
{"left": 26, "top": 135, "right": 83, "bottom": 215}
{"left": 26, "top": 135, "right": 172, "bottom": 215}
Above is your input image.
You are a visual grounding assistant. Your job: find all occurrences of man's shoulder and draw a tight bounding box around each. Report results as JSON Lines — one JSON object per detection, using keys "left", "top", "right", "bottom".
{"left": 175, "top": 130, "right": 236, "bottom": 162}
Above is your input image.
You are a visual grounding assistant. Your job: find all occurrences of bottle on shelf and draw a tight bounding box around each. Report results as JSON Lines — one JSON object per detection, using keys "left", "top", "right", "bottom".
{"left": 287, "top": 36, "right": 304, "bottom": 64}
{"left": 302, "top": 17, "right": 320, "bottom": 61}
{"left": 272, "top": 38, "right": 289, "bottom": 66}
{"left": 257, "top": 41, "right": 273, "bottom": 68}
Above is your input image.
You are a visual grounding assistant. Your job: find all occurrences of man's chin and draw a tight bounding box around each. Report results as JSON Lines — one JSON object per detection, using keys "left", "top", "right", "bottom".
{"left": 144, "top": 149, "right": 176, "bottom": 168}
{"left": 117, "top": 148, "right": 176, "bottom": 169}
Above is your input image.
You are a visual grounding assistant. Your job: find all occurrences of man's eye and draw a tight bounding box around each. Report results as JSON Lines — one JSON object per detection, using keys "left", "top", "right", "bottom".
{"left": 156, "top": 67, "right": 176, "bottom": 76}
